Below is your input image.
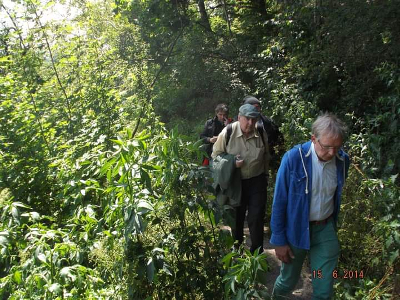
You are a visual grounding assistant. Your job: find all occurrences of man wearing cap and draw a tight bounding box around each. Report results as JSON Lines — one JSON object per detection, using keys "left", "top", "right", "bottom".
{"left": 242, "top": 95, "right": 284, "bottom": 172}
{"left": 212, "top": 104, "right": 270, "bottom": 253}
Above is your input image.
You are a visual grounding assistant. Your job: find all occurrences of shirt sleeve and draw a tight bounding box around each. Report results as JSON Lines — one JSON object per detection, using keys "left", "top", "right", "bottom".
{"left": 211, "top": 127, "right": 227, "bottom": 159}
{"left": 200, "top": 120, "right": 211, "bottom": 144}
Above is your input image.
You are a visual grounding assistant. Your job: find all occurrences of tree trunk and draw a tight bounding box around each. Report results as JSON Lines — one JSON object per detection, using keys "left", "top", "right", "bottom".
{"left": 250, "top": 0, "right": 268, "bottom": 20}
{"left": 198, "top": 0, "right": 212, "bottom": 32}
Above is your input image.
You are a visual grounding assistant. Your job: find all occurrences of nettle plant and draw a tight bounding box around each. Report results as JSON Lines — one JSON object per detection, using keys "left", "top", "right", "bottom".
{"left": 222, "top": 248, "right": 270, "bottom": 300}
{"left": 0, "top": 196, "right": 107, "bottom": 299}
{"left": 85, "top": 127, "right": 231, "bottom": 299}
{"left": 42, "top": 123, "right": 235, "bottom": 298}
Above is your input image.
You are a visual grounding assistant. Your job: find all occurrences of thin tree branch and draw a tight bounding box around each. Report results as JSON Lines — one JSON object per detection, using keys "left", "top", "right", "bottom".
{"left": 32, "top": 5, "right": 74, "bottom": 137}
{"left": 132, "top": 28, "right": 185, "bottom": 138}
{"left": 1, "top": 4, "right": 27, "bottom": 50}
{"left": 2, "top": 3, "right": 52, "bottom": 155}
{"left": 222, "top": 0, "right": 233, "bottom": 37}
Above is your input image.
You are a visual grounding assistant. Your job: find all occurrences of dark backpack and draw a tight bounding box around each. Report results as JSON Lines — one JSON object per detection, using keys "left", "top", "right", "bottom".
{"left": 225, "top": 122, "right": 266, "bottom": 148}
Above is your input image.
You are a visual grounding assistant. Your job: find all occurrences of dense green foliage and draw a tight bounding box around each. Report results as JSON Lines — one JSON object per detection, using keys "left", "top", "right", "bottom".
{"left": 1, "top": 0, "right": 399, "bottom": 299}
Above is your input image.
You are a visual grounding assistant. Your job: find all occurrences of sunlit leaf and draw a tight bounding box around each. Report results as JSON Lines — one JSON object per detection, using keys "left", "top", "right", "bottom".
{"left": 0, "top": 236, "right": 9, "bottom": 247}
{"left": 137, "top": 200, "right": 153, "bottom": 212}
{"left": 111, "top": 139, "right": 124, "bottom": 146}
{"left": 60, "top": 267, "right": 75, "bottom": 281}
{"left": 37, "top": 253, "right": 47, "bottom": 263}
{"left": 13, "top": 270, "right": 22, "bottom": 284}
{"left": 48, "top": 283, "right": 62, "bottom": 293}
{"left": 11, "top": 207, "right": 19, "bottom": 219}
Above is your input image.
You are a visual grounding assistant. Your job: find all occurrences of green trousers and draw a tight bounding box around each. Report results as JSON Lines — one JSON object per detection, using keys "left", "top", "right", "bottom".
{"left": 273, "top": 219, "right": 340, "bottom": 300}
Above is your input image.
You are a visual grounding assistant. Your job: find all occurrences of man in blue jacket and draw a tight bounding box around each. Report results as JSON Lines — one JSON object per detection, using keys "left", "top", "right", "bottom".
{"left": 270, "top": 113, "right": 350, "bottom": 299}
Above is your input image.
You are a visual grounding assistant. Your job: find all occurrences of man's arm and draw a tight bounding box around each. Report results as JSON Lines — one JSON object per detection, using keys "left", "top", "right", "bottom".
{"left": 270, "top": 151, "right": 296, "bottom": 263}
{"left": 200, "top": 119, "right": 212, "bottom": 144}
{"left": 270, "top": 151, "right": 291, "bottom": 247}
{"left": 211, "top": 127, "right": 227, "bottom": 159}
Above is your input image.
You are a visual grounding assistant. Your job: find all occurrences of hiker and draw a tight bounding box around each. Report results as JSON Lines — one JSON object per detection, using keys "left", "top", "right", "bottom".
{"left": 212, "top": 104, "right": 270, "bottom": 254}
{"left": 242, "top": 95, "right": 284, "bottom": 172}
{"left": 200, "top": 103, "right": 231, "bottom": 166}
{"left": 270, "top": 113, "right": 350, "bottom": 299}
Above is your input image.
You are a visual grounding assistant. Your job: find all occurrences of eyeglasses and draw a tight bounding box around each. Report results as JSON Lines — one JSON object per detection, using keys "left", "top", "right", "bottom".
{"left": 317, "top": 139, "right": 342, "bottom": 151}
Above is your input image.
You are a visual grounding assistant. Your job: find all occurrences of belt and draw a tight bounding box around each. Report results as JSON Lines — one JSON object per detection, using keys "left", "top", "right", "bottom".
{"left": 310, "top": 214, "right": 333, "bottom": 226}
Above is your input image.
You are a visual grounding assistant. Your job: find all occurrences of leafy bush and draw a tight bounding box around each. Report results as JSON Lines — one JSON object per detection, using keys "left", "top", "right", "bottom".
{"left": 222, "top": 248, "right": 270, "bottom": 300}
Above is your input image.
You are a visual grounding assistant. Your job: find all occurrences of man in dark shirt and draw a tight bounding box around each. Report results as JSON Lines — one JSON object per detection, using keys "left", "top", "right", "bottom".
{"left": 200, "top": 103, "right": 231, "bottom": 165}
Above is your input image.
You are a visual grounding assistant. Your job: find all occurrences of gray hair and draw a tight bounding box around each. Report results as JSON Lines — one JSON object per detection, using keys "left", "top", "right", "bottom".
{"left": 215, "top": 103, "right": 229, "bottom": 115}
{"left": 312, "top": 112, "right": 347, "bottom": 139}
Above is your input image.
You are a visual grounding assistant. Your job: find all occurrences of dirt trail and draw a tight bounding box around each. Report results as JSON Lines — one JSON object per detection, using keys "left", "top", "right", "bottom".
{"left": 243, "top": 225, "right": 313, "bottom": 299}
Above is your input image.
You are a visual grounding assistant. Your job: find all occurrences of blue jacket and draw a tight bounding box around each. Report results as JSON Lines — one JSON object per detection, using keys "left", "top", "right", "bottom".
{"left": 270, "top": 141, "right": 350, "bottom": 250}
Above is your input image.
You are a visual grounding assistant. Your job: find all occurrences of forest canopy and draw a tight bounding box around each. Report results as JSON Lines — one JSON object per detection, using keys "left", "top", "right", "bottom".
{"left": 0, "top": 0, "right": 399, "bottom": 299}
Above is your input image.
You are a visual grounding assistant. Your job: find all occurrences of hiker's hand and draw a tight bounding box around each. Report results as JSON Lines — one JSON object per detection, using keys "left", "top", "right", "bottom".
{"left": 223, "top": 118, "right": 231, "bottom": 126}
{"left": 275, "top": 245, "right": 295, "bottom": 264}
{"left": 235, "top": 155, "right": 244, "bottom": 168}
{"left": 210, "top": 136, "right": 218, "bottom": 143}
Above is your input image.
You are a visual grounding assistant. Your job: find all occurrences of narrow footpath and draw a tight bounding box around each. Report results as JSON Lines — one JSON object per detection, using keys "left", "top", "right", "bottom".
{"left": 244, "top": 225, "right": 313, "bottom": 299}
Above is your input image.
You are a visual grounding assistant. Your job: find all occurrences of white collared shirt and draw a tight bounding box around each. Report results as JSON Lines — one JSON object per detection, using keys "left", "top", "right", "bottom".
{"left": 309, "top": 142, "right": 337, "bottom": 221}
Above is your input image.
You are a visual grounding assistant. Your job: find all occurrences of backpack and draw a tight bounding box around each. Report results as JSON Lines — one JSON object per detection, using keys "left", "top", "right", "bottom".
{"left": 225, "top": 122, "right": 266, "bottom": 148}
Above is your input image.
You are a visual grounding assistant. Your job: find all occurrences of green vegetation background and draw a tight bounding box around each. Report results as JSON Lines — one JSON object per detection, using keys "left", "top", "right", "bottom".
{"left": 0, "top": 0, "right": 398, "bottom": 299}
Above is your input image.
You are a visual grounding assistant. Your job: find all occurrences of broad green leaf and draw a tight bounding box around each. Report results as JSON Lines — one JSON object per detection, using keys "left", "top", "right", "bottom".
{"left": 151, "top": 247, "right": 165, "bottom": 254}
{"left": 140, "top": 169, "right": 152, "bottom": 191}
{"left": 60, "top": 267, "right": 73, "bottom": 279}
{"left": 385, "top": 235, "right": 393, "bottom": 248}
{"left": 85, "top": 205, "right": 96, "bottom": 218}
{"left": 389, "top": 249, "right": 399, "bottom": 264}
{"left": 13, "top": 270, "right": 22, "bottom": 284}
{"left": 11, "top": 207, "right": 19, "bottom": 219}
{"left": 30, "top": 211, "right": 40, "bottom": 221}
{"left": 221, "top": 252, "right": 236, "bottom": 268}
{"left": 34, "top": 274, "right": 46, "bottom": 288}
{"left": 12, "top": 202, "right": 30, "bottom": 209}
{"left": 141, "top": 164, "right": 162, "bottom": 171}
{"left": 110, "top": 139, "right": 124, "bottom": 146}
{"left": 137, "top": 200, "right": 153, "bottom": 211}
{"left": 0, "top": 56, "right": 12, "bottom": 63}
{"left": 100, "top": 157, "right": 117, "bottom": 175}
